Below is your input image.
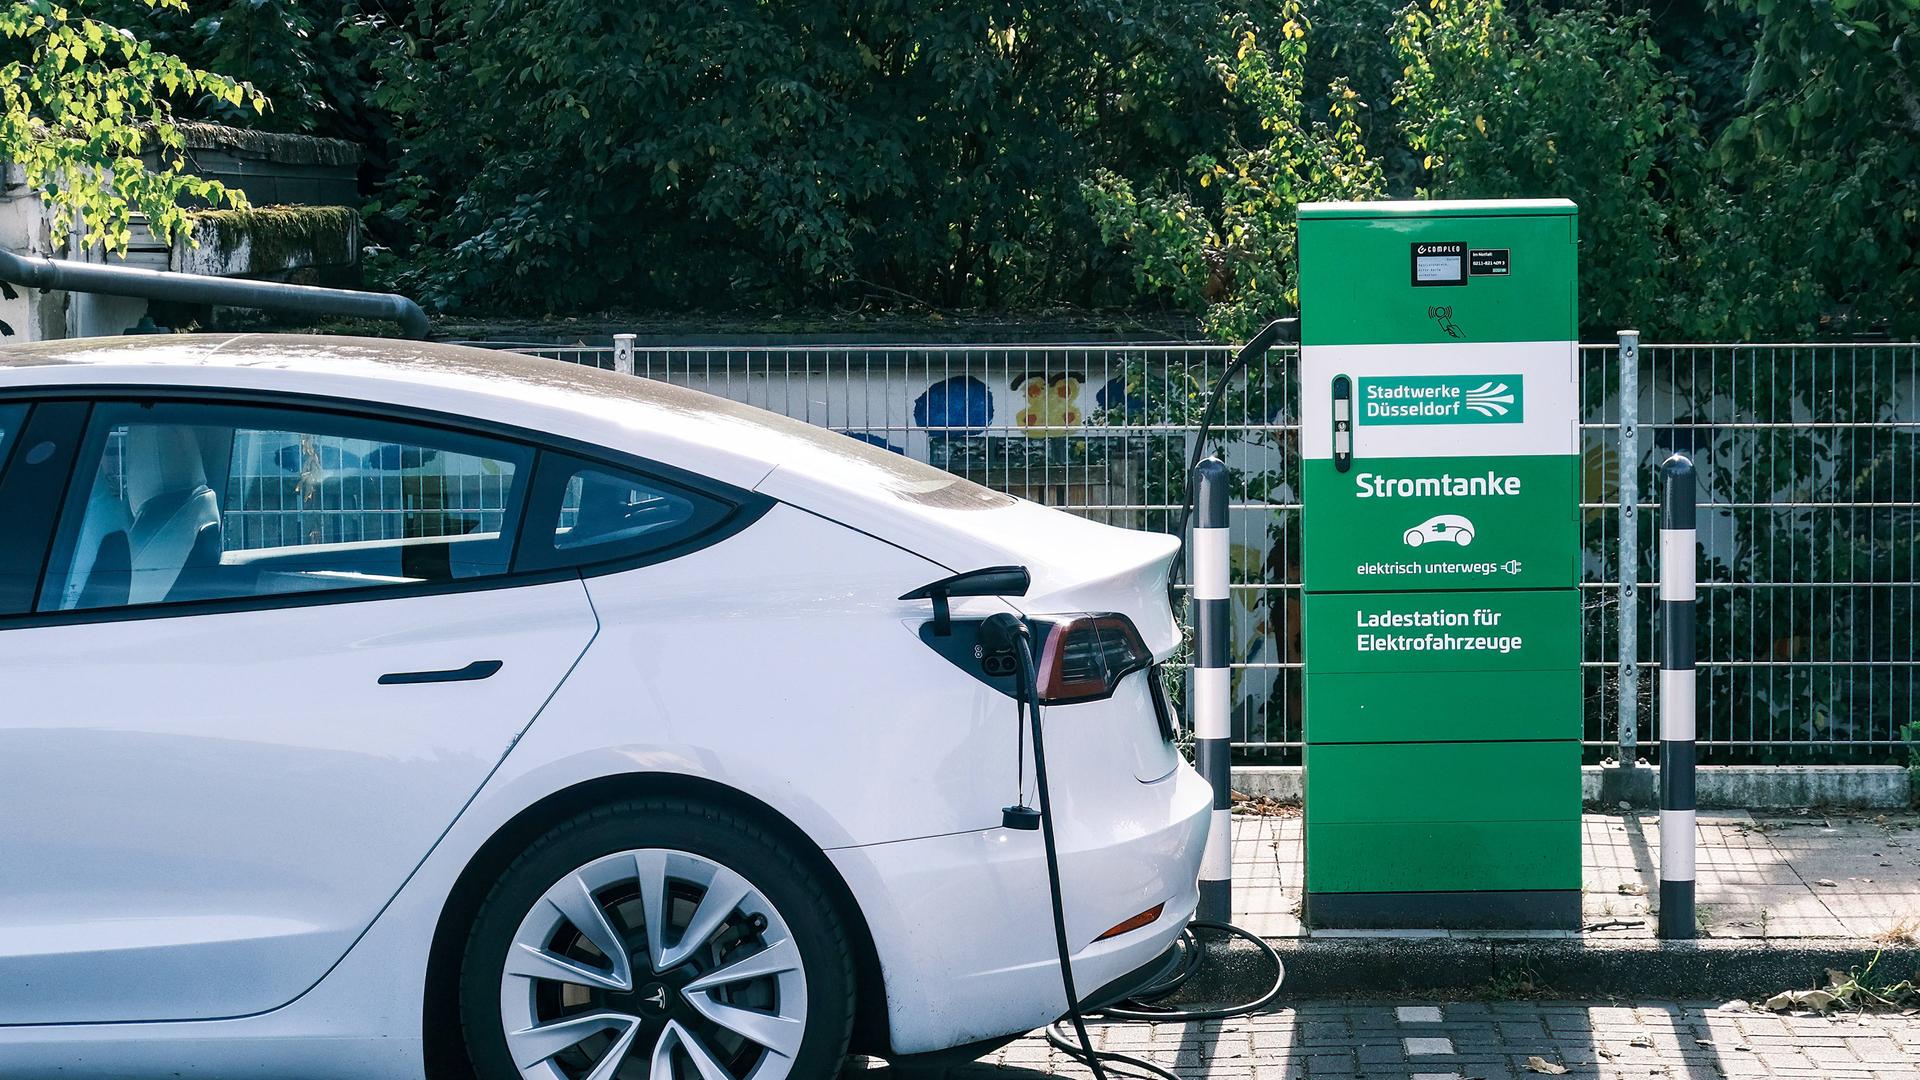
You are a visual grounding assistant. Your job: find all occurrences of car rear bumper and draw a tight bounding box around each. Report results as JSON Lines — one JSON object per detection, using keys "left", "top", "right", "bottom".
{"left": 828, "top": 761, "right": 1211, "bottom": 1055}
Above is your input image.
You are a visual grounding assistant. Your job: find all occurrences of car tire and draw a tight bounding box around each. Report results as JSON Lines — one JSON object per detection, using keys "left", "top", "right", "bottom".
{"left": 1404, "top": 531, "right": 1424, "bottom": 547}
{"left": 1456, "top": 531, "right": 1473, "bottom": 547}
{"left": 458, "top": 797, "right": 856, "bottom": 1080}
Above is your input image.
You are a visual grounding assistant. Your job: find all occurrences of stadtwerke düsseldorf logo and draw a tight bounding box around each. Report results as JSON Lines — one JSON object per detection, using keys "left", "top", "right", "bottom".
{"left": 1356, "top": 374, "right": 1523, "bottom": 425}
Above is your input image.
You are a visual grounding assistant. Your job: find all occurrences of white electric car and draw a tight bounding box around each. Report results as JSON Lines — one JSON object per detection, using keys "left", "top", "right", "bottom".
{"left": 0, "top": 335, "right": 1210, "bottom": 1080}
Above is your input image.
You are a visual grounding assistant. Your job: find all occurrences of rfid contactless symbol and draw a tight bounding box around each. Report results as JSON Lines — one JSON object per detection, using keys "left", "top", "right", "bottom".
{"left": 1427, "top": 304, "right": 1464, "bottom": 339}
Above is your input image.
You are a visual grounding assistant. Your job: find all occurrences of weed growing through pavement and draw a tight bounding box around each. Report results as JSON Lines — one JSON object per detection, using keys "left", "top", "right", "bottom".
{"left": 1875, "top": 917, "right": 1919, "bottom": 947}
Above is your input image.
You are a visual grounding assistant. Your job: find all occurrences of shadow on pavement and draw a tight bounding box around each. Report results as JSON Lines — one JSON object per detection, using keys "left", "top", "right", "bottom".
{"left": 841, "top": 1056, "right": 1055, "bottom": 1078}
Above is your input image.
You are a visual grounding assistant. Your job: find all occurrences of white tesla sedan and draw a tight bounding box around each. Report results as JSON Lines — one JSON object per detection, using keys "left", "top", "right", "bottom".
{"left": 0, "top": 335, "right": 1209, "bottom": 1080}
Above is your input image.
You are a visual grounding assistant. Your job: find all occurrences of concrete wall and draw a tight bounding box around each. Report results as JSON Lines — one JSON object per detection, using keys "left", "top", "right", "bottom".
{"left": 2, "top": 171, "right": 365, "bottom": 341}
{"left": 1232, "top": 763, "right": 1915, "bottom": 810}
{"left": 140, "top": 123, "right": 363, "bottom": 207}
{"left": 0, "top": 173, "right": 70, "bottom": 342}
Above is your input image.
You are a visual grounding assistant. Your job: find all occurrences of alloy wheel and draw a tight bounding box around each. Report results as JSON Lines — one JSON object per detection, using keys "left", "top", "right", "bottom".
{"left": 498, "top": 848, "right": 809, "bottom": 1080}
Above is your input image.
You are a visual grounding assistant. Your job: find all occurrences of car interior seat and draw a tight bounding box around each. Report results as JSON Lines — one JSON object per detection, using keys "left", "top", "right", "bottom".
{"left": 63, "top": 488, "right": 133, "bottom": 610}
{"left": 119, "top": 425, "right": 226, "bottom": 605}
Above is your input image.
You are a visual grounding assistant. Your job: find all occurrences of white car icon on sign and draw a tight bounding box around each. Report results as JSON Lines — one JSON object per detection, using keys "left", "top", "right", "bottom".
{"left": 1404, "top": 514, "right": 1475, "bottom": 547}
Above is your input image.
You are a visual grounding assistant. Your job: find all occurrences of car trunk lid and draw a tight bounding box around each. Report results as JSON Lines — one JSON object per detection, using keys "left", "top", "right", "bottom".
{"left": 757, "top": 462, "right": 1182, "bottom": 658}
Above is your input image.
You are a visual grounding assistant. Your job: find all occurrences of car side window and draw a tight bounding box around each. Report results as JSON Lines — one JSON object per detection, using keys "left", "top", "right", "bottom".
{"left": 38, "top": 401, "right": 533, "bottom": 613}
{"left": 0, "top": 402, "right": 35, "bottom": 611}
{"left": 518, "top": 454, "right": 734, "bottom": 571}
{"left": 0, "top": 404, "right": 24, "bottom": 468}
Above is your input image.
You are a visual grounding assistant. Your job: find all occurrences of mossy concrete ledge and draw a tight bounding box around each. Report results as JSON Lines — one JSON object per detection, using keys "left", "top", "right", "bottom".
{"left": 174, "top": 206, "right": 360, "bottom": 279}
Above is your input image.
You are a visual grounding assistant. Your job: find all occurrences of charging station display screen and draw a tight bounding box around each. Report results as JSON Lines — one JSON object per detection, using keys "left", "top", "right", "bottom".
{"left": 1410, "top": 242, "right": 1466, "bottom": 286}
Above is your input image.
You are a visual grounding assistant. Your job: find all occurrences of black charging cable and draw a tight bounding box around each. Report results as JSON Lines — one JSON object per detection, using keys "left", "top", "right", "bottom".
{"left": 952, "top": 317, "right": 1299, "bottom": 1075}
{"left": 982, "top": 612, "right": 1145, "bottom": 1080}
{"left": 1170, "top": 317, "right": 1297, "bottom": 544}
{"left": 980, "top": 613, "right": 1286, "bottom": 1080}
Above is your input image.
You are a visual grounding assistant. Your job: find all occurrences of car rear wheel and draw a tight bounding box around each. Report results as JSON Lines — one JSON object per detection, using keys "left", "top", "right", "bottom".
{"left": 459, "top": 799, "right": 855, "bottom": 1080}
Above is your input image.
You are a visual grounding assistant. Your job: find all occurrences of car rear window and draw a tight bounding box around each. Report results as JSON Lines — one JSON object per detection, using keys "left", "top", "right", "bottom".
{"left": 515, "top": 454, "right": 736, "bottom": 571}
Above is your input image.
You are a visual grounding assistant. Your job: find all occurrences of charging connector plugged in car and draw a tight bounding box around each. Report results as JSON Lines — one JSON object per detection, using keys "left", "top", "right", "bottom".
{"left": 896, "top": 319, "right": 1300, "bottom": 1078}
{"left": 904, "top": 582, "right": 1284, "bottom": 1080}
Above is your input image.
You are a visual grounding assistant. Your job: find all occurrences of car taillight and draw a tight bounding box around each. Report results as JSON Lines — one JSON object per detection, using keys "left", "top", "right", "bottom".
{"left": 1033, "top": 613, "right": 1153, "bottom": 704}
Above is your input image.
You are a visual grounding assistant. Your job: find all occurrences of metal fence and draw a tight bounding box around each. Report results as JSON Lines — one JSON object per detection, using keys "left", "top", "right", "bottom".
{"left": 476, "top": 336, "right": 1920, "bottom": 765}
{"left": 1591, "top": 340, "right": 1920, "bottom": 764}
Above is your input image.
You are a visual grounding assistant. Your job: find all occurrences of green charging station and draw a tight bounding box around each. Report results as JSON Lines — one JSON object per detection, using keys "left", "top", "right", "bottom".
{"left": 1298, "top": 199, "right": 1582, "bottom": 931}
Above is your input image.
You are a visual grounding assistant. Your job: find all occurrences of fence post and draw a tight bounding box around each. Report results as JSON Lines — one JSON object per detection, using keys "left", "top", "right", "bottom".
{"left": 613, "top": 333, "right": 636, "bottom": 376}
{"left": 1192, "top": 456, "right": 1232, "bottom": 922}
{"left": 1658, "top": 453, "right": 1698, "bottom": 940}
{"left": 1617, "top": 330, "right": 1641, "bottom": 767}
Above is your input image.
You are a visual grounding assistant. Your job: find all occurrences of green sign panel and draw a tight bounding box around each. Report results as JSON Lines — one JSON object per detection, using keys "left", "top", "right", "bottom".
{"left": 1306, "top": 668, "right": 1581, "bottom": 744}
{"left": 1301, "top": 453, "right": 1579, "bottom": 592}
{"left": 1357, "top": 374, "right": 1524, "bottom": 425}
{"left": 1303, "top": 589, "right": 1581, "bottom": 675}
{"left": 1296, "top": 200, "right": 1577, "bottom": 347}
{"left": 1305, "top": 740, "right": 1582, "bottom": 893}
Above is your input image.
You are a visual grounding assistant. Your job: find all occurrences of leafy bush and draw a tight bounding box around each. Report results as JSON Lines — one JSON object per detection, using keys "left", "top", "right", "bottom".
{"left": 75, "top": 0, "right": 1918, "bottom": 341}
{"left": 94, "top": 0, "right": 383, "bottom": 141}
{"left": 0, "top": 0, "right": 261, "bottom": 252}
{"left": 1391, "top": 1, "right": 1711, "bottom": 339}
{"left": 1712, "top": 0, "right": 1920, "bottom": 338}
{"left": 1083, "top": 1, "right": 1385, "bottom": 339}
{"left": 376, "top": 0, "right": 1239, "bottom": 313}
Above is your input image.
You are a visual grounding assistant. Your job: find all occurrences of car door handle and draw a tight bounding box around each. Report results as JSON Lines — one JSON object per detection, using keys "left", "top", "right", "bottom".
{"left": 378, "top": 660, "right": 504, "bottom": 686}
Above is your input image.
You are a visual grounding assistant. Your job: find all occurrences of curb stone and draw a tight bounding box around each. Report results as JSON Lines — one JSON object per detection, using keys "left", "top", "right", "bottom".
{"left": 1160, "top": 933, "right": 1920, "bottom": 1004}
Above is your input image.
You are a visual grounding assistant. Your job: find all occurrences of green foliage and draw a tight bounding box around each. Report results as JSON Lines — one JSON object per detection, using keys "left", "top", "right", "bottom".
{"left": 0, "top": 0, "right": 263, "bottom": 253}
{"left": 1906, "top": 719, "right": 1920, "bottom": 804}
{"left": 92, "top": 0, "right": 364, "bottom": 137}
{"left": 377, "top": 0, "right": 1236, "bottom": 313}
{"left": 1391, "top": 0, "right": 1709, "bottom": 338}
{"left": 1083, "top": 2, "right": 1385, "bottom": 341}
{"left": 1715, "top": 0, "right": 1920, "bottom": 338}
{"left": 109, "top": 0, "right": 1909, "bottom": 339}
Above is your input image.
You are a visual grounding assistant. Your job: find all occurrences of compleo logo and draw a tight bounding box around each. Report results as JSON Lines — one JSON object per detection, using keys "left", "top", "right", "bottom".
{"left": 1356, "top": 374, "right": 1524, "bottom": 425}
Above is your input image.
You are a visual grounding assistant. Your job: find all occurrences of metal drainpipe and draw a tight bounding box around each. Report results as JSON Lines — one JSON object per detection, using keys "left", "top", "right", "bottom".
{"left": 0, "top": 248, "right": 430, "bottom": 339}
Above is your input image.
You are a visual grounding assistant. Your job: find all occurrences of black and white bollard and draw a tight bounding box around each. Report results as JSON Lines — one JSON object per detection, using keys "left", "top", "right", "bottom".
{"left": 1191, "top": 457, "right": 1233, "bottom": 921}
{"left": 1658, "top": 454, "right": 1698, "bottom": 940}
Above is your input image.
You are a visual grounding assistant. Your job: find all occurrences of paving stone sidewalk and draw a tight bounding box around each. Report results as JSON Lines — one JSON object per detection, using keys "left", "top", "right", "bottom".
{"left": 849, "top": 1000, "right": 1920, "bottom": 1078}
{"left": 1231, "top": 809, "right": 1920, "bottom": 940}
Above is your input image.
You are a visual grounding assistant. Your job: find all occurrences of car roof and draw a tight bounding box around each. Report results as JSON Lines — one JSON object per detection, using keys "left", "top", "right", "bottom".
{"left": 0, "top": 333, "right": 1182, "bottom": 603}
{"left": 0, "top": 333, "right": 836, "bottom": 490}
